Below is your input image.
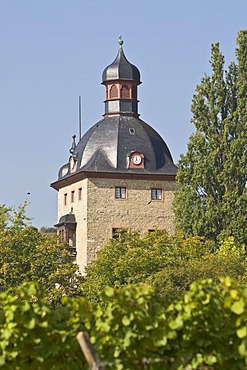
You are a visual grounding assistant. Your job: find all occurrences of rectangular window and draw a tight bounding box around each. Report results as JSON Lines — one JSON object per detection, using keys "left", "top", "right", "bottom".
{"left": 64, "top": 193, "right": 67, "bottom": 205}
{"left": 78, "top": 188, "right": 82, "bottom": 201}
{"left": 71, "top": 191, "right": 75, "bottom": 203}
{"left": 115, "top": 186, "right": 126, "bottom": 199}
{"left": 112, "top": 228, "right": 128, "bottom": 239}
{"left": 59, "top": 229, "right": 65, "bottom": 243}
{"left": 151, "top": 188, "right": 162, "bottom": 200}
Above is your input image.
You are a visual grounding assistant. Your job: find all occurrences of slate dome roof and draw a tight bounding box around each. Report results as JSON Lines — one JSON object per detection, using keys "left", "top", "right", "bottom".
{"left": 102, "top": 47, "right": 141, "bottom": 84}
{"left": 55, "top": 213, "right": 76, "bottom": 226}
{"left": 58, "top": 116, "right": 177, "bottom": 179}
{"left": 56, "top": 39, "right": 177, "bottom": 181}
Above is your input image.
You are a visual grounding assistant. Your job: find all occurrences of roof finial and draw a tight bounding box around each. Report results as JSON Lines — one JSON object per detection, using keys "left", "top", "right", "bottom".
{"left": 69, "top": 134, "right": 76, "bottom": 155}
{"left": 118, "top": 35, "right": 123, "bottom": 48}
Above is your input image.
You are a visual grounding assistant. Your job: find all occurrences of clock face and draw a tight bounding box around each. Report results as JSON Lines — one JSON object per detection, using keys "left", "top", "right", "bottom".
{"left": 132, "top": 154, "right": 142, "bottom": 165}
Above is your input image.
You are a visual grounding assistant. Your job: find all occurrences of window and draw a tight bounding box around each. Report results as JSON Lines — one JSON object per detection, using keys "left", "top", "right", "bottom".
{"left": 71, "top": 191, "right": 75, "bottom": 203}
{"left": 115, "top": 186, "right": 126, "bottom": 199}
{"left": 59, "top": 229, "right": 65, "bottom": 243}
{"left": 151, "top": 188, "right": 162, "bottom": 200}
{"left": 121, "top": 85, "right": 129, "bottom": 98}
{"left": 78, "top": 188, "right": 82, "bottom": 201}
{"left": 112, "top": 228, "right": 128, "bottom": 239}
{"left": 110, "top": 85, "right": 118, "bottom": 98}
{"left": 148, "top": 229, "right": 156, "bottom": 233}
{"left": 64, "top": 193, "right": 67, "bottom": 205}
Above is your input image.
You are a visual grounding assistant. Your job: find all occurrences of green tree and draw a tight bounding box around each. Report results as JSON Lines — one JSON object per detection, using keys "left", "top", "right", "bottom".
{"left": 0, "top": 205, "right": 10, "bottom": 232}
{"left": 0, "top": 204, "right": 79, "bottom": 307}
{"left": 81, "top": 231, "right": 246, "bottom": 304}
{"left": 174, "top": 30, "right": 247, "bottom": 245}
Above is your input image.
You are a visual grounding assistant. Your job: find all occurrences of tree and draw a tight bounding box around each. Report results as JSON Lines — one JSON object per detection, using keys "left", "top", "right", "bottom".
{"left": 39, "top": 226, "right": 57, "bottom": 234}
{"left": 174, "top": 30, "right": 247, "bottom": 245}
{"left": 0, "top": 204, "right": 79, "bottom": 307}
{"left": 81, "top": 231, "right": 246, "bottom": 304}
{"left": 0, "top": 205, "right": 10, "bottom": 231}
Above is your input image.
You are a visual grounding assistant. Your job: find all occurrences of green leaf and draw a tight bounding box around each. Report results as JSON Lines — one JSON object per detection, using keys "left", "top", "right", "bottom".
{"left": 25, "top": 317, "right": 36, "bottom": 329}
{"left": 104, "top": 286, "right": 115, "bottom": 297}
{"left": 237, "top": 326, "right": 247, "bottom": 339}
{"left": 169, "top": 317, "right": 183, "bottom": 330}
{"left": 238, "top": 342, "right": 246, "bottom": 356}
{"left": 231, "top": 300, "right": 245, "bottom": 315}
{"left": 122, "top": 315, "right": 131, "bottom": 326}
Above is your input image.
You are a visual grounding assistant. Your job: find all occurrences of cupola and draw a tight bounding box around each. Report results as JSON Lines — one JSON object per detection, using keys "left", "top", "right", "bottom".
{"left": 102, "top": 36, "right": 141, "bottom": 117}
{"left": 54, "top": 37, "right": 178, "bottom": 182}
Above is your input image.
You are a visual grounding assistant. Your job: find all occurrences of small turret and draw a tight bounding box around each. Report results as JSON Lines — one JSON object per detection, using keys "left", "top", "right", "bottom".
{"left": 102, "top": 36, "right": 141, "bottom": 117}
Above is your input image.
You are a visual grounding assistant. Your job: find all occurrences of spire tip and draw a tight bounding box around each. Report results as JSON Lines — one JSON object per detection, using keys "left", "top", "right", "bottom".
{"left": 118, "top": 35, "right": 123, "bottom": 47}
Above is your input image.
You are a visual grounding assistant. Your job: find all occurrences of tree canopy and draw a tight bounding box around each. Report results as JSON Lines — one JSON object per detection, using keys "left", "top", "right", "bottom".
{"left": 0, "top": 204, "right": 79, "bottom": 307}
{"left": 174, "top": 30, "right": 247, "bottom": 245}
{"left": 81, "top": 230, "right": 247, "bottom": 304}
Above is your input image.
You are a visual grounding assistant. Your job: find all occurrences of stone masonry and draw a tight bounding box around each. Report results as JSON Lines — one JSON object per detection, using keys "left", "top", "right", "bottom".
{"left": 58, "top": 176, "right": 178, "bottom": 271}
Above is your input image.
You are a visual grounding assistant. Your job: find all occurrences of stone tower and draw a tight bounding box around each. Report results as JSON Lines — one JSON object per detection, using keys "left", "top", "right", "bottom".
{"left": 51, "top": 38, "right": 178, "bottom": 272}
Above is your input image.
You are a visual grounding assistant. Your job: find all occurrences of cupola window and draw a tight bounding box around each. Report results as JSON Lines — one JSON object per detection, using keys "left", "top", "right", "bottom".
{"left": 121, "top": 85, "right": 129, "bottom": 98}
{"left": 110, "top": 85, "right": 118, "bottom": 99}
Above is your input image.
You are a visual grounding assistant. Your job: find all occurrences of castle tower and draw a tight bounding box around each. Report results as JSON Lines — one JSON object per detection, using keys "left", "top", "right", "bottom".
{"left": 51, "top": 38, "right": 178, "bottom": 271}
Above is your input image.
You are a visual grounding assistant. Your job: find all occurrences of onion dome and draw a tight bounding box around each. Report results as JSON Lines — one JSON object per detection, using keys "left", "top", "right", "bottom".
{"left": 55, "top": 38, "right": 177, "bottom": 182}
{"left": 102, "top": 36, "right": 141, "bottom": 84}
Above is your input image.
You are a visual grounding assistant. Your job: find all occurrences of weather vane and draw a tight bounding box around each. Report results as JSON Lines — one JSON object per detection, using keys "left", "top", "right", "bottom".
{"left": 118, "top": 35, "right": 123, "bottom": 47}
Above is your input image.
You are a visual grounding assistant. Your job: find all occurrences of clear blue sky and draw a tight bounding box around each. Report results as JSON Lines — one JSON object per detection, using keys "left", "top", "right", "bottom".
{"left": 0, "top": 0, "right": 246, "bottom": 228}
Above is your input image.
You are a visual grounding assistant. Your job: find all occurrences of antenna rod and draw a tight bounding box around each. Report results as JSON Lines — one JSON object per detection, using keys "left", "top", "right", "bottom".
{"left": 79, "top": 96, "right": 82, "bottom": 140}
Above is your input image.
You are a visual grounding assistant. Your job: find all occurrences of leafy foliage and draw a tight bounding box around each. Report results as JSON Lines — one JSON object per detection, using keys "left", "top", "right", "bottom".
{"left": 0, "top": 204, "right": 79, "bottom": 307}
{"left": 81, "top": 231, "right": 246, "bottom": 304}
{"left": 2, "top": 279, "right": 247, "bottom": 369}
{"left": 174, "top": 30, "right": 247, "bottom": 245}
{"left": 0, "top": 283, "right": 85, "bottom": 369}
{"left": 0, "top": 206, "right": 10, "bottom": 232}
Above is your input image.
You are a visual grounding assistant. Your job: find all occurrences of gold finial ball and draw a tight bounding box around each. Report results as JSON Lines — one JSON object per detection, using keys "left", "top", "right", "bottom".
{"left": 118, "top": 35, "right": 123, "bottom": 47}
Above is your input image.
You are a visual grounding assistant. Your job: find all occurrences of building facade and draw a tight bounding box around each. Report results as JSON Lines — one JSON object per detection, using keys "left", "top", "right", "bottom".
{"left": 51, "top": 38, "right": 178, "bottom": 271}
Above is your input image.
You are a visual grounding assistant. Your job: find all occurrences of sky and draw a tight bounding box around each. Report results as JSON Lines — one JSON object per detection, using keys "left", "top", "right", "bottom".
{"left": 0, "top": 0, "right": 246, "bottom": 228}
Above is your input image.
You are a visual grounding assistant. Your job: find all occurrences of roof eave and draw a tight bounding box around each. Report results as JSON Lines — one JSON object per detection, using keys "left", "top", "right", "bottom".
{"left": 50, "top": 170, "right": 177, "bottom": 191}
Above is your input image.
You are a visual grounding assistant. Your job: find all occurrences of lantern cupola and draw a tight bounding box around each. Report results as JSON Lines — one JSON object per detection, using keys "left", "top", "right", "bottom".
{"left": 102, "top": 36, "right": 141, "bottom": 117}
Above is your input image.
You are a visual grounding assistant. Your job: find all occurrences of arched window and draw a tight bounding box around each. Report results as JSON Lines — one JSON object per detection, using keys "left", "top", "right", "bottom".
{"left": 110, "top": 85, "right": 118, "bottom": 98}
{"left": 121, "top": 85, "right": 129, "bottom": 98}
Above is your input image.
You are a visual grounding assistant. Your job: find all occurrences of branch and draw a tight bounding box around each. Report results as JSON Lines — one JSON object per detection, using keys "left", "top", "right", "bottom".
{"left": 76, "top": 331, "right": 105, "bottom": 370}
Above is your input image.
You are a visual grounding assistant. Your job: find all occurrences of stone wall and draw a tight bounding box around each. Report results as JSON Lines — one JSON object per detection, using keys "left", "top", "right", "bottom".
{"left": 86, "top": 177, "right": 178, "bottom": 266}
{"left": 57, "top": 178, "right": 88, "bottom": 269}
{"left": 57, "top": 176, "right": 178, "bottom": 272}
